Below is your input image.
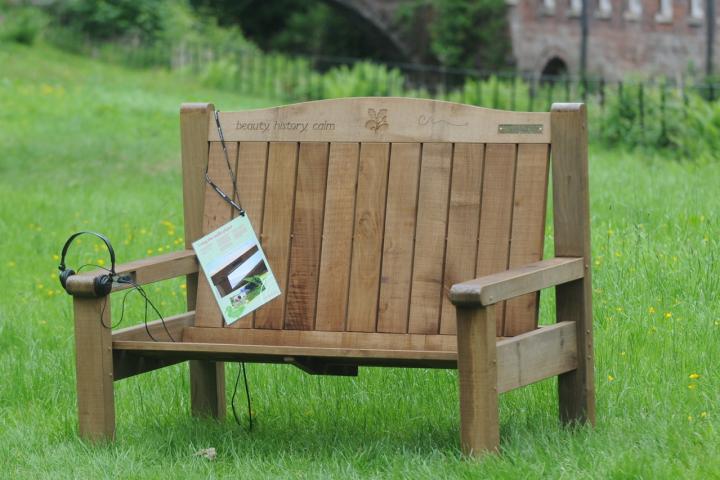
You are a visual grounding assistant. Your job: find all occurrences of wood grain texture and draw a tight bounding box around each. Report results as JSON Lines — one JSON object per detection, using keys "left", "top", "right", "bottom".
{"left": 315, "top": 143, "right": 360, "bottom": 331}
{"left": 504, "top": 143, "right": 551, "bottom": 336}
{"left": 230, "top": 141, "right": 269, "bottom": 329}
{"left": 408, "top": 143, "right": 453, "bottom": 334}
{"left": 235, "top": 142, "right": 269, "bottom": 233}
{"left": 551, "top": 103, "right": 595, "bottom": 426}
{"left": 115, "top": 321, "right": 577, "bottom": 384}
{"left": 212, "top": 98, "right": 551, "bottom": 143}
{"left": 346, "top": 143, "right": 390, "bottom": 332}
{"left": 450, "top": 257, "right": 584, "bottom": 306}
{"left": 180, "top": 103, "right": 225, "bottom": 420}
{"left": 74, "top": 296, "right": 115, "bottom": 441}
{"left": 112, "top": 312, "right": 195, "bottom": 342}
{"left": 377, "top": 142, "right": 421, "bottom": 333}
{"left": 183, "top": 325, "right": 457, "bottom": 352}
{"left": 194, "top": 140, "right": 238, "bottom": 328}
{"left": 495, "top": 321, "right": 577, "bottom": 393}
{"left": 285, "top": 142, "right": 329, "bottom": 330}
{"left": 254, "top": 142, "right": 299, "bottom": 329}
{"left": 65, "top": 251, "right": 198, "bottom": 298}
{"left": 476, "top": 144, "right": 517, "bottom": 335}
{"left": 439, "top": 143, "right": 484, "bottom": 334}
{"left": 456, "top": 304, "right": 499, "bottom": 456}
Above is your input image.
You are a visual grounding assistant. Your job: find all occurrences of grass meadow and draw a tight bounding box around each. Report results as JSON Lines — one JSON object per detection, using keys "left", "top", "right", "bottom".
{"left": 1, "top": 42, "right": 720, "bottom": 478}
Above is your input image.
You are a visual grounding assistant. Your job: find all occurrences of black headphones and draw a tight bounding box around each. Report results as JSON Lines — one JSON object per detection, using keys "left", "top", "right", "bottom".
{"left": 58, "top": 231, "right": 117, "bottom": 297}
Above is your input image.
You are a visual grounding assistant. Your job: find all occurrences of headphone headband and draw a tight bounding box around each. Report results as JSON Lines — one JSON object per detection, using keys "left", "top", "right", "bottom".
{"left": 59, "top": 230, "right": 116, "bottom": 276}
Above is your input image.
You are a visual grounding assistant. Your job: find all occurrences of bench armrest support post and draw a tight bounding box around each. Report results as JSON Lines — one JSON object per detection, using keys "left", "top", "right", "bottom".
{"left": 456, "top": 304, "right": 499, "bottom": 456}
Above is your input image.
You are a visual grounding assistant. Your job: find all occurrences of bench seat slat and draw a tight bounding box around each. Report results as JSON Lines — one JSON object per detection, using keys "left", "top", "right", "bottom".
{"left": 114, "top": 322, "right": 578, "bottom": 394}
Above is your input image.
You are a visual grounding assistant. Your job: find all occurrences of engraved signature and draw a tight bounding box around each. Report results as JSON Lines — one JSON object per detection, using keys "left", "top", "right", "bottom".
{"left": 417, "top": 115, "right": 469, "bottom": 128}
{"left": 365, "top": 108, "right": 389, "bottom": 133}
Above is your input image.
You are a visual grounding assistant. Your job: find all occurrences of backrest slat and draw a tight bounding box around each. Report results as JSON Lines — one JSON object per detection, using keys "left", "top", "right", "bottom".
{"left": 376, "top": 142, "right": 421, "bottom": 333}
{"left": 315, "top": 142, "right": 360, "bottom": 331}
{"left": 439, "top": 143, "right": 485, "bottom": 335}
{"left": 194, "top": 141, "right": 238, "bottom": 328}
{"left": 233, "top": 141, "right": 268, "bottom": 329}
{"left": 504, "top": 143, "right": 550, "bottom": 336}
{"left": 475, "top": 144, "right": 517, "bottom": 336}
{"left": 285, "top": 143, "right": 329, "bottom": 330}
{"left": 408, "top": 143, "right": 453, "bottom": 334}
{"left": 254, "top": 142, "right": 298, "bottom": 329}
{"left": 346, "top": 143, "right": 390, "bottom": 332}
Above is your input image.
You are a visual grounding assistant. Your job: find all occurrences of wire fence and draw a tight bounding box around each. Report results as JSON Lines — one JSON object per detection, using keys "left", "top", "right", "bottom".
{"left": 73, "top": 39, "right": 720, "bottom": 153}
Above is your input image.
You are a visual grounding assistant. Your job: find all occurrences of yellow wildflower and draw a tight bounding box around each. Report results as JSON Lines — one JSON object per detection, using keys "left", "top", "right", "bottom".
{"left": 52, "top": 254, "right": 60, "bottom": 261}
{"left": 701, "top": 412, "right": 708, "bottom": 418}
{"left": 608, "top": 375, "right": 615, "bottom": 382}
{"left": 146, "top": 249, "right": 154, "bottom": 255}
{"left": 648, "top": 306, "right": 656, "bottom": 314}
{"left": 688, "top": 415, "right": 693, "bottom": 422}
{"left": 688, "top": 384, "right": 697, "bottom": 390}
{"left": 664, "top": 312, "right": 672, "bottom": 319}
{"left": 36, "top": 283, "right": 44, "bottom": 290}
{"left": 97, "top": 259, "right": 105, "bottom": 267}
{"left": 689, "top": 373, "right": 701, "bottom": 380}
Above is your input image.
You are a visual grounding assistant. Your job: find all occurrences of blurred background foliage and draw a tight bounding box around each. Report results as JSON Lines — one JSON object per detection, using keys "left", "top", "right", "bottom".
{"left": 2, "top": 0, "right": 720, "bottom": 160}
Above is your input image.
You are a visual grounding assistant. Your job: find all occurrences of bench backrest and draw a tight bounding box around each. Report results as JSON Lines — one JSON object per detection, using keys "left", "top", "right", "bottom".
{"left": 181, "top": 98, "right": 553, "bottom": 343}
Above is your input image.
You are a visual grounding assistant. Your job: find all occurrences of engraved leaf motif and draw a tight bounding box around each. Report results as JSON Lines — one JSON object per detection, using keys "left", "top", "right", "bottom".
{"left": 365, "top": 107, "right": 389, "bottom": 133}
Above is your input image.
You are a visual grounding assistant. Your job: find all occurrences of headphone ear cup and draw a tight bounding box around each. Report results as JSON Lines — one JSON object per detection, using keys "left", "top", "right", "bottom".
{"left": 59, "top": 269, "right": 75, "bottom": 290}
{"left": 94, "top": 275, "right": 113, "bottom": 297}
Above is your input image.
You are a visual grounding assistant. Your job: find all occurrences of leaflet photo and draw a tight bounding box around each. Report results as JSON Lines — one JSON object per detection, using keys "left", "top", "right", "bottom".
{"left": 210, "top": 241, "right": 268, "bottom": 298}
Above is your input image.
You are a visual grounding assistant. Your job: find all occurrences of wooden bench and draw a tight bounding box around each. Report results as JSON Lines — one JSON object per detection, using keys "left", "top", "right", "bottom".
{"left": 66, "top": 98, "right": 595, "bottom": 456}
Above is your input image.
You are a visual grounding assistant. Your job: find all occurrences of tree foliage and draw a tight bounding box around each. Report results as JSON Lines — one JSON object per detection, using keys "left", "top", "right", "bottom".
{"left": 430, "top": 0, "right": 510, "bottom": 69}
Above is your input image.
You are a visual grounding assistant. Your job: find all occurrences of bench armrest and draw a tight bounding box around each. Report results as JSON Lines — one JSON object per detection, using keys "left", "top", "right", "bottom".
{"left": 449, "top": 257, "right": 585, "bottom": 307}
{"left": 65, "top": 249, "right": 198, "bottom": 296}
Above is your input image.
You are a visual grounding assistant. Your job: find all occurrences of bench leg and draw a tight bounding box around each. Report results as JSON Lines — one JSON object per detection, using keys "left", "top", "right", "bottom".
{"left": 190, "top": 361, "right": 226, "bottom": 419}
{"left": 556, "top": 280, "right": 596, "bottom": 425}
{"left": 455, "top": 304, "right": 499, "bottom": 457}
{"left": 73, "top": 297, "right": 115, "bottom": 441}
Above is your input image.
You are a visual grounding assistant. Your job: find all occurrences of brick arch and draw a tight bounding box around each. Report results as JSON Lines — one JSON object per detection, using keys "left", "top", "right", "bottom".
{"left": 535, "top": 45, "right": 576, "bottom": 77}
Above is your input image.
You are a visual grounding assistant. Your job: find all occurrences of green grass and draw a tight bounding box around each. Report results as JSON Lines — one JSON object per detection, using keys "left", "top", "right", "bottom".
{"left": 1, "top": 42, "right": 720, "bottom": 479}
